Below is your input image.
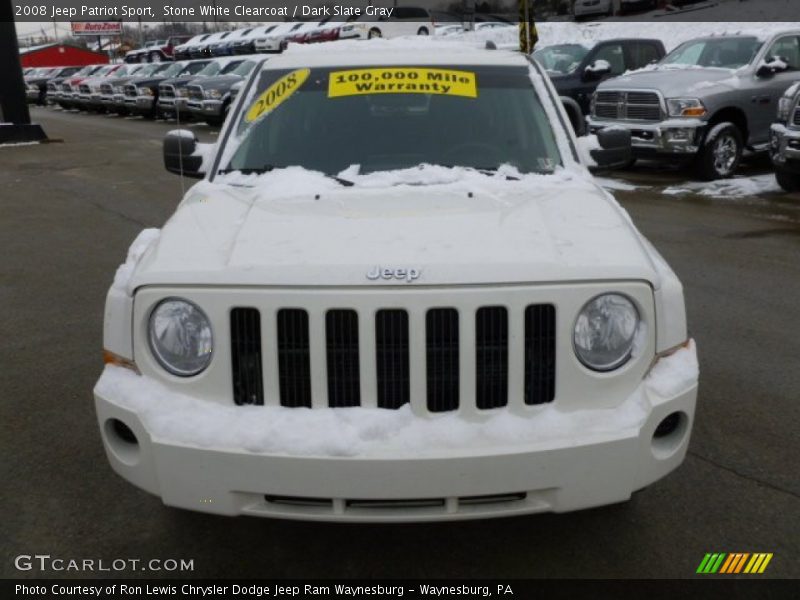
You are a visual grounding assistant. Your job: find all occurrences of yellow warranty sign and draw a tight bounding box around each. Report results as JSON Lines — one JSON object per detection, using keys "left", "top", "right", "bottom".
{"left": 245, "top": 68, "right": 310, "bottom": 123}
{"left": 328, "top": 68, "right": 477, "bottom": 99}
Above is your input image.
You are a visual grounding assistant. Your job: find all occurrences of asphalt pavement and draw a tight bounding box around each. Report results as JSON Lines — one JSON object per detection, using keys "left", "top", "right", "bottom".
{"left": 2, "top": 107, "right": 799, "bottom": 579}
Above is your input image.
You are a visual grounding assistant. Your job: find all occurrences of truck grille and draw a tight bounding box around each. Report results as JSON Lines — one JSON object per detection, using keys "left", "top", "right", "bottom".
{"left": 187, "top": 85, "right": 204, "bottom": 101}
{"left": 100, "top": 83, "right": 113, "bottom": 95}
{"left": 593, "top": 90, "right": 662, "bottom": 121}
{"left": 159, "top": 84, "right": 176, "bottom": 98}
{"left": 229, "top": 304, "right": 557, "bottom": 412}
{"left": 78, "top": 84, "right": 90, "bottom": 94}
{"left": 793, "top": 104, "right": 800, "bottom": 126}
{"left": 60, "top": 83, "right": 72, "bottom": 93}
{"left": 124, "top": 84, "right": 138, "bottom": 98}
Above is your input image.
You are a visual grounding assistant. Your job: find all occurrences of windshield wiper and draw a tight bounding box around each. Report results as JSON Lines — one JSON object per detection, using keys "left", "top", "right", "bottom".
{"left": 218, "top": 165, "right": 354, "bottom": 187}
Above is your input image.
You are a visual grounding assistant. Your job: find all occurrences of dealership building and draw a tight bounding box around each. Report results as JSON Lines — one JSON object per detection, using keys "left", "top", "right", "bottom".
{"left": 18, "top": 43, "right": 109, "bottom": 67}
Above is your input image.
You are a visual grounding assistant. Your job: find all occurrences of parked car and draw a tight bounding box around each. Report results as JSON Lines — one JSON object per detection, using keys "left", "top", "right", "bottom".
{"left": 588, "top": 31, "right": 800, "bottom": 179}
{"left": 126, "top": 36, "right": 193, "bottom": 63}
{"left": 56, "top": 65, "right": 106, "bottom": 110}
{"left": 96, "top": 44, "right": 697, "bottom": 521}
{"left": 158, "top": 57, "right": 244, "bottom": 118}
{"left": 125, "top": 60, "right": 210, "bottom": 119}
{"left": 573, "top": 0, "right": 614, "bottom": 20}
{"left": 770, "top": 80, "right": 800, "bottom": 191}
{"left": 534, "top": 38, "right": 666, "bottom": 134}
{"left": 186, "top": 58, "right": 259, "bottom": 125}
{"left": 352, "top": 6, "right": 435, "bottom": 39}
{"left": 74, "top": 64, "right": 126, "bottom": 112}
{"left": 102, "top": 63, "right": 171, "bottom": 115}
{"left": 253, "top": 22, "right": 308, "bottom": 53}
{"left": 173, "top": 34, "right": 212, "bottom": 60}
{"left": 26, "top": 65, "right": 82, "bottom": 105}
{"left": 233, "top": 25, "right": 280, "bottom": 55}
{"left": 279, "top": 20, "right": 332, "bottom": 48}
{"left": 190, "top": 31, "right": 233, "bottom": 59}
{"left": 209, "top": 28, "right": 258, "bottom": 56}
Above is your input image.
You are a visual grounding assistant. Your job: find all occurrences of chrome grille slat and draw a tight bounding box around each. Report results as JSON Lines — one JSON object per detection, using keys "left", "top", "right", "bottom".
{"left": 593, "top": 89, "right": 662, "bottom": 121}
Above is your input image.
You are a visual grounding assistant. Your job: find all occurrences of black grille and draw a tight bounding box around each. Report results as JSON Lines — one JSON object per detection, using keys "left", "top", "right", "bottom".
{"left": 160, "top": 85, "right": 175, "bottom": 98}
{"left": 593, "top": 90, "right": 662, "bottom": 121}
{"left": 626, "top": 91, "right": 660, "bottom": 105}
{"left": 100, "top": 83, "right": 113, "bottom": 95}
{"left": 79, "top": 84, "right": 90, "bottom": 94}
{"left": 230, "top": 308, "right": 264, "bottom": 405}
{"left": 277, "top": 309, "right": 312, "bottom": 408}
{"left": 793, "top": 106, "right": 800, "bottom": 126}
{"left": 188, "top": 85, "right": 204, "bottom": 101}
{"left": 426, "top": 308, "right": 460, "bottom": 412}
{"left": 476, "top": 307, "right": 508, "bottom": 409}
{"left": 124, "top": 84, "right": 137, "bottom": 97}
{"left": 524, "top": 304, "right": 556, "bottom": 405}
{"left": 595, "top": 91, "right": 621, "bottom": 103}
{"left": 375, "top": 310, "right": 410, "bottom": 409}
{"left": 594, "top": 104, "right": 619, "bottom": 119}
{"left": 326, "top": 310, "right": 360, "bottom": 408}
{"left": 625, "top": 105, "right": 661, "bottom": 120}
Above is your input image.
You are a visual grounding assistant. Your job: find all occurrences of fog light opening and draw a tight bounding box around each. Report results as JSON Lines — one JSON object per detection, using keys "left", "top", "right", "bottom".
{"left": 104, "top": 418, "right": 141, "bottom": 466}
{"left": 651, "top": 411, "right": 689, "bottom": 459}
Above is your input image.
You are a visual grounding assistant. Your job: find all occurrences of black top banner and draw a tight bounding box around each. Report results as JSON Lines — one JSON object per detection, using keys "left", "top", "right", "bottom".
{"left": 8, "top": 0, "right": 800, "bottom": 23}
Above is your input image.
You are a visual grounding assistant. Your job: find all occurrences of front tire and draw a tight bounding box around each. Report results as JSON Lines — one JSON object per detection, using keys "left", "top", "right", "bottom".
{"left": 775, "top": 167, "right": 800, "bottom": 192}
{"left": 695, "top": 122, "right": 743, "bottom": 180}
{"left": 368, "top": 28, "right": 382, "bottom": 39}
{"left": 417, "top": 27, "right": 429, "bottom": 35}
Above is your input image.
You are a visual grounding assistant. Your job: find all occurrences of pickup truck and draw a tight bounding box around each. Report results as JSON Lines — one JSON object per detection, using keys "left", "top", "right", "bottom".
{"left": 770, "top": 80, "right": 800, "bottom": 191}
{"left": 588, "top": 31, "right": 800, "bottom": 179}
{"left": 125, "top": 36, "right": 192, "bottom": 63}
{"left": 534, "top": 38, "right": 665, "bottom": 135}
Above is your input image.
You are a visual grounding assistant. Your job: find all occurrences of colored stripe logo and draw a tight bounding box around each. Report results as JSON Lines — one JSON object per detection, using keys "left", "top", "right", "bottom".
{"left": 696, "top": 553, "right": 773, "bottom": 574}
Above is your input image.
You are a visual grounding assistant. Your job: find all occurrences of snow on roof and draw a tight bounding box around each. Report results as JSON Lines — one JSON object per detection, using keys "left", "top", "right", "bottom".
{"left": 273, "top": 37, "right": 527, "bottom": 69}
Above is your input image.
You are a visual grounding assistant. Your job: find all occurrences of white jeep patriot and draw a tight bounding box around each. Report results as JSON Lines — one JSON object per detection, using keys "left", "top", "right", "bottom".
{"left": 94, "top": 40, "right": 699, "bottom": 521}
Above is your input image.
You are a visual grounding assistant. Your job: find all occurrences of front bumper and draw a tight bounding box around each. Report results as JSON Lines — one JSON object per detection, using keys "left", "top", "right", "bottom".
{"left": 588, "top": 117, "right": 705, "bottom": 157}
{"left": 770, "top": 123, "right": 800, "bottom": 173}
{"left": 158, "top": 97, "right": 189, "bottom": 112}
{"left": 94, "top": 345, "right": 698, "bottom": 522}
{"left": 187, "top": 98, "right": 223, "bottom": 117}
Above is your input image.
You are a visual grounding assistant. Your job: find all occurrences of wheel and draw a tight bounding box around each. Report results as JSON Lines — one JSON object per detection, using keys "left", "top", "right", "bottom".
{"left": 695, "top": 122, "right": 743, "bottom": 180}
{"left": 368, "top": 28, "right": 382, "bottom": 39}
{"left": 149, "top": 51, "right": 162, "bottom": 63}
{"left": 417, "top": 27, "right": 429, "bottom": 35}
{"left": 775, "top": 167, "right": 800, "bottom": 192}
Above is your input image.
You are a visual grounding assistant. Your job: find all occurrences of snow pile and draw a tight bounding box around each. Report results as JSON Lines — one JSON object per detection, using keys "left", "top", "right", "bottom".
{"left": 594, "top": 176, "right": 644, "bottom": 192}
{"left": 663, "top": 174, "right": 781, "bottom": 198}
{"left": 95, "top": 341, "right": 698, "bottom": 457}
{"left": 111, "top": 228, "right": 160, "bottom": 293}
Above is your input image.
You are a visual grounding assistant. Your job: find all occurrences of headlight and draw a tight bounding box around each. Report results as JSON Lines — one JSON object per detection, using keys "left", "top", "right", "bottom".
{"left": 777, "top": 96, "right": 793, "bottom": 121}
{"left": 666, "top": 98, "right": 706, "bottom": 118}
{"left": 137, "top": 86, "right": 153, "bottom": 96}
{"left": 204, "top": 88, "right": 223, "bottom": 99}
{"left": 148, "top": 298, "right": 213, "bottom": 376}
{"left": 573, "top": 293, "right": 640, "bottom": 371}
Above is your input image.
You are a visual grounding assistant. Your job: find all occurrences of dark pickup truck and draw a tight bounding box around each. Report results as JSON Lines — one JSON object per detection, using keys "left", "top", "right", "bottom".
{"left": 534, "top": 38, "right": 665, "bottom": 135}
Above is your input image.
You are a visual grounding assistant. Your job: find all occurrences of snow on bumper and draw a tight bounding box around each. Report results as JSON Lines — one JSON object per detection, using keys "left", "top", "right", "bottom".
{"left": 94, "top": 342, "right": 698, "bottom": 521}
{"left": 588, "top": 117, "right": 704, "bottom": 155}
{"left": 771, "top": 123, "right": 800, "bottom": 171}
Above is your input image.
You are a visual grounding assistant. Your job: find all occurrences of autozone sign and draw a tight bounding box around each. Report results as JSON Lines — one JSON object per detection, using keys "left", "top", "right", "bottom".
{"left": 70, "top": 22, "right": 122, "bottom": 36}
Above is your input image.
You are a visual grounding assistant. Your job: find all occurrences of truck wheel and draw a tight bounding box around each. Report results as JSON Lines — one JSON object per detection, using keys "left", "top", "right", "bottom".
{"left": 368, "top": 28, "right": 382, "bottom": 39}
{"left": 149, "top": 51, "right": 162, "bottom": 63}
{"left": 417, "top": 27, "right": 429, "bottom": 35}
{"left": 775, "top": 167, "right": 800, "bottom": 192}
{"left": 696, "top": 122, "right": 743, "bottom": 180}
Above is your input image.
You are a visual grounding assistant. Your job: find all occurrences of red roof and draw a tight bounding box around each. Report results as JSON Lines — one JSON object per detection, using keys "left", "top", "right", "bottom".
{"left": 19, "top": 43, "right": 110, "bottom": 68}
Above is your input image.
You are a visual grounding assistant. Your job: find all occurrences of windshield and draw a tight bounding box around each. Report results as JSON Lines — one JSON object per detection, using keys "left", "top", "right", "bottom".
{"left": 221, "top": 60, "right": 244, "bottom": 74}
{"left": 160, "top": 62, "right": 186, "bottom": 78}
{"left": 533, "top": 44, "right": 591, "bottom": 74}
{"left": 196, "top": 61, "right": 225, "bottom": 77}
{"left": 222, "top": 65, "right": 562, "bottom": 177}
{"left": 662, "top": 37, "right": 762, "bottom": 69}
{"left": 179, "top": 61, "right": 211, "bottom": 76}
{"left": 230, "top": 60, "right": 256, "bottom": 77}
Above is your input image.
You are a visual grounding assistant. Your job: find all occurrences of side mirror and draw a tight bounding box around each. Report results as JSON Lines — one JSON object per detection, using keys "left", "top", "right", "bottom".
{"left": 583, "top": 60, "right": 611, "bottom": 81}
{"left": 163, "top": 130, "right": 207, "bottom": 179}
{"left": 757, "top": 56, "right": 788, "bottom": 77}
{"left": 587, "top": 128, "right": 632, "bottom": 171}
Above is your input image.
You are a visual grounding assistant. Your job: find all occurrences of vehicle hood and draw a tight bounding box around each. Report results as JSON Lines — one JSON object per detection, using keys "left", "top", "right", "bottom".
{"left": 605, "top": 66, "right": 741, "bottom": 95}
{"left": 131, "top": 170, "right": 660, "bottom": 289}
{"left": 191, "top": 74, "right": 241, "bottom": 90}
{"left": 161, "top": 76, "right": 200, "bottom": 87}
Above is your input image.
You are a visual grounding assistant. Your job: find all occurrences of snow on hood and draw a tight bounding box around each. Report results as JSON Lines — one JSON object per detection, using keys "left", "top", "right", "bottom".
{"left": 94, "top": 340, "right": 698, "bottom": 457}
{"left": 608, "top": 66, "right": 743, "bottom": 95}
{"left": 129, "top": 165, "right": 659, "bottom": 289}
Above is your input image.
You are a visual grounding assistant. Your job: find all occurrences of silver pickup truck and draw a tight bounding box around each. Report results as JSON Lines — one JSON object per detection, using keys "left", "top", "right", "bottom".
{"left": 588, "top": 31, "right": 800, "bottom": 180}
{"left": 770, "top": 81, "right": 800, "bottom": 192}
